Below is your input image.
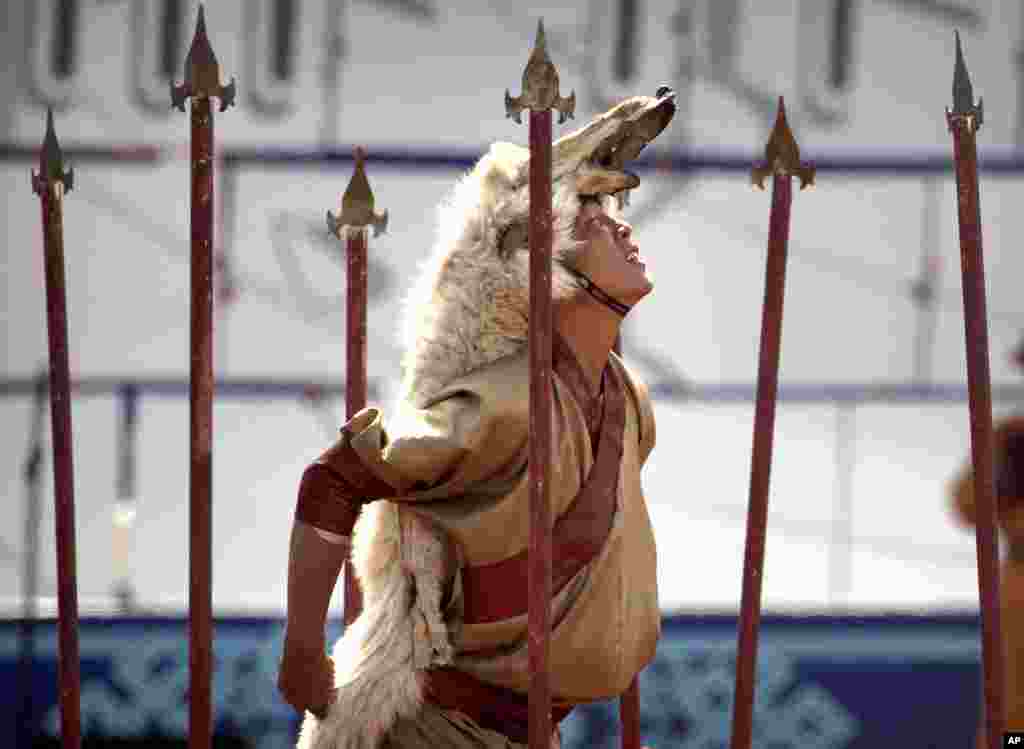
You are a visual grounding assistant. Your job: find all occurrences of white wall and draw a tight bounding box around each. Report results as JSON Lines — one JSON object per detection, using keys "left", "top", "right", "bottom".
{"left": 3, "top": 0, "right": 1023, "bottom": 614}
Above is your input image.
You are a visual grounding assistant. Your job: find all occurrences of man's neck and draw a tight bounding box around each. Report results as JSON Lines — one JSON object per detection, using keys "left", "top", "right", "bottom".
{"left": 554, "top": 297, "right": 622, "bottom": 394}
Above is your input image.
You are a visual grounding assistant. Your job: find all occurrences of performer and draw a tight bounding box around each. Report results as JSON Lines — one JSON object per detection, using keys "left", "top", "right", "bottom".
{"left": 278, "top": 89, "right": 676, "bottom": 748}
{"left": 950, "top": 336, "right": 1024, "bottom": 739}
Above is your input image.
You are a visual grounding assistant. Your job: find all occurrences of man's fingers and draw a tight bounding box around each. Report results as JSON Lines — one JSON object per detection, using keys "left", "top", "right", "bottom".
{"left": 276, "top": 652, "right": 335, "bottom": 717}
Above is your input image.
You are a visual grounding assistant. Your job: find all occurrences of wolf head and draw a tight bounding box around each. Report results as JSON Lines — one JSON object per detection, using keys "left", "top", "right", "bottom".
{"left": 397, "top": 89, "right": 676, "bottom": 406}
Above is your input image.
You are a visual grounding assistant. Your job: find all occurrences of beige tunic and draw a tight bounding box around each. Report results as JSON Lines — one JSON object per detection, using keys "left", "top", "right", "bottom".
{"left": 342, "top": 348, "right": 660, "bottom": 704}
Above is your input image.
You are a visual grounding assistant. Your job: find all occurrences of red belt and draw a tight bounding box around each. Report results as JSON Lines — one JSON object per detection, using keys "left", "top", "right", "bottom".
{"left": 422, "top": 666, "right": 572, "bottom": 744}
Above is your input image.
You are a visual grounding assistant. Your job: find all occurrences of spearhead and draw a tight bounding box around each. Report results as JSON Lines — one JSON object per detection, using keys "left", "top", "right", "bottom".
{"left": 505, "top": 19, "right": 576, "bottom": 124}
{"left": 946, "top": 30, "right": 984, "bottom": 131}
{"left": 327, "top": 147, "right": 389, "bottom": 238}
{"left": 32, "top": 108, "right": 73, "bottom": 195}
{"left": 751, "top": 97, "right": 815, "bottom": 190}
{"left": 170, "top": 4, "right": 237, "bottom": 112}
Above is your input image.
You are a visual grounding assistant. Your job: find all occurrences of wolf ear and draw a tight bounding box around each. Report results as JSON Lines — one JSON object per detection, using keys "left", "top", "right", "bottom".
{"left": 575, "top": 167, "right": 640, "bottom": 197}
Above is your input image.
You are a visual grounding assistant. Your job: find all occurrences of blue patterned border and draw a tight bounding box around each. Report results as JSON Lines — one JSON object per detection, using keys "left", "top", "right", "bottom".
{"left": 0, "top": 614, "right": 983, "bottom": 748}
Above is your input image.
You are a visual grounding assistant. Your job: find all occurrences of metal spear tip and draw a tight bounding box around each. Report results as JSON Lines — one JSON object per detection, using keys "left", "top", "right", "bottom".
{"left": 32, "top": 107, "right": 74, "bottom": 195}
{"left": 505, "top": 18, "right": 576, "bottom": 124}
{"left": 751, "top": 96, "right": 815, "bottom": 190}
{"left": 328, "top": 147, "right": 388, "bottom": 238}
{"left": 535, "top": 18, "right": 548, "bottom": 51}
{"left": 948, "top": 30, "right": 983, "bottom": 129}
{"left": 170, "top": 4, "right": 237, "bottom": 112}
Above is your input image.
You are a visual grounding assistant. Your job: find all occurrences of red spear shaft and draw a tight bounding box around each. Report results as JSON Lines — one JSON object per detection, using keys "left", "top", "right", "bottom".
{"left": 327, "top": 146, "right": 388, "bottom": 627}
{"left": 506, "top": 19, "right": 575, "bottom": 749}
{"left": 946, "top": 31, "right": 1003, "bottom": 749}
{"left": 730, "top": 97, "right": 814, "bottom": 749}
{"left": 345, "top": 227, "right": 367, "bottom": 424}
{"left": 171, "top": 6, "right": 235, "bottom": 748}
{"left": 527, "top": 104, "right": 554, "bottom": 749}
{"left": 342, "top": 228, "right": 366, "bottom": 626}
{"left": 611, "top": 333, "right": 642, "bottom": 749}
{"left": 32, "top": 107, "right": 81, "bottom": 749}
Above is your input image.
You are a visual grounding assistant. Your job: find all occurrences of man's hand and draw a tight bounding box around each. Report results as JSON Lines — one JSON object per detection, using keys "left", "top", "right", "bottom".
{"left": 278, "top": 639, "right": 337, "bottom": 718}
{"left": 279, "top": 520, "right": 350, "bottom": 716}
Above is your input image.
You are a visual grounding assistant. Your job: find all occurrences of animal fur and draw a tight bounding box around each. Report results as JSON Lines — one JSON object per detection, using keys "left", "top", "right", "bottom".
{"left": 297, "top": 503, "right": 459, "bottom": 749}
{"left": 396, "top": 142, "right": 598, "bottom": 409}
{"left": 398, "top": 92, "right": 675, "bottom": 408}
{"left": 296, "top": 92, "right": 675, "bottom": 748}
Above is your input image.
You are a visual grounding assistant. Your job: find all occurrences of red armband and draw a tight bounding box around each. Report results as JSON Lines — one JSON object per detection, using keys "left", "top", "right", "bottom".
{"left": 295, "top": 464, "right": 362, "bottom": 536}
{"left": 294, "top": 430, "right": 398, "bottom": 536}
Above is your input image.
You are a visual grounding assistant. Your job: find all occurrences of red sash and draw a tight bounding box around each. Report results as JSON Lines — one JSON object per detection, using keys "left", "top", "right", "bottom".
{"left": 460, "top": 361, "right": 626, "bottom": 625}
{"left": 422, "top": 666, "right": 572, "bottom": 743}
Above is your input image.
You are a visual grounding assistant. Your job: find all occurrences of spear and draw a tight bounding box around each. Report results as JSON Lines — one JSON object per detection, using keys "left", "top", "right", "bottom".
{"left": 31, "top": 108, "right": 81, "bottom": 749}
{"left": 945, "top": 31, "right": 1003, "bottom": 749}
{"left": 505, "top": 19, "right": 575, "bottom": 749}
{"left": 327, "top": 146, "right": 387, "bottom": 627}
{"left": 730, "top": 97, "right": 814, "bottom": 749}
{"left": 612, "top": 332, "right": 643, "bottom": 749}
{"left": 170, "top": 6, "right": 235, "bottom": 748}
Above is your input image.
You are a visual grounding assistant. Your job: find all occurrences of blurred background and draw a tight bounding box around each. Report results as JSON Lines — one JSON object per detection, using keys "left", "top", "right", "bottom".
{"left": 2, "top": 0, "right": 1022, "bottom": 746}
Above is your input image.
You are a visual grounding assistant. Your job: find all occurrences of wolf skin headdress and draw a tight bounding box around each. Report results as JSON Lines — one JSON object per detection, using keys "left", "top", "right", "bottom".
{"left": 398, "top": 88, "right": 677, "bottom": 407}
{"left": 297, "top": 89, "right": 676, "bottom": 749}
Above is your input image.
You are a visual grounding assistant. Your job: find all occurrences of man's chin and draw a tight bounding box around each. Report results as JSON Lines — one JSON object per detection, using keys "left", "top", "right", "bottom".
{"left": 620, "top": 277, "right": 654, "bottom": 308}
{"left": 635, "top": 275, "right": 655, "bottom": 300}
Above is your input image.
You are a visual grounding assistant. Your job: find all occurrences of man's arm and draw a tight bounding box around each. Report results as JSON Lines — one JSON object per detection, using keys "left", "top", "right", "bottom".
{"left": 275, "top": 381, "right": 529, "bottom": 715}
{"left": 278, "top": 456, "right": 365, "bottom": 715}
{"left": 278, "top": 518, "right": 347, "bottom": 716}
{"left": 284, "top": 519, "right": 348, "bottom": 652}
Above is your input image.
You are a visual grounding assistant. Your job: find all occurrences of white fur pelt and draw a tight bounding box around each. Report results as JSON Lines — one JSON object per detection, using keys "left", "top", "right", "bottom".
{"left": 396, "top": 141, "right": 621, "bottom": 408}
{"left": 394, "top": 93, "right": 671, "bottom": 407}
{"left": 297, "top": 502, "right": 460, "bottom": 749}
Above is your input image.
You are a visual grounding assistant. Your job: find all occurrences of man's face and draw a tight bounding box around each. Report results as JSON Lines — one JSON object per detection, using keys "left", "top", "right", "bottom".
{"left": 572, "top": 198, "right": 653, "bottom": 307}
